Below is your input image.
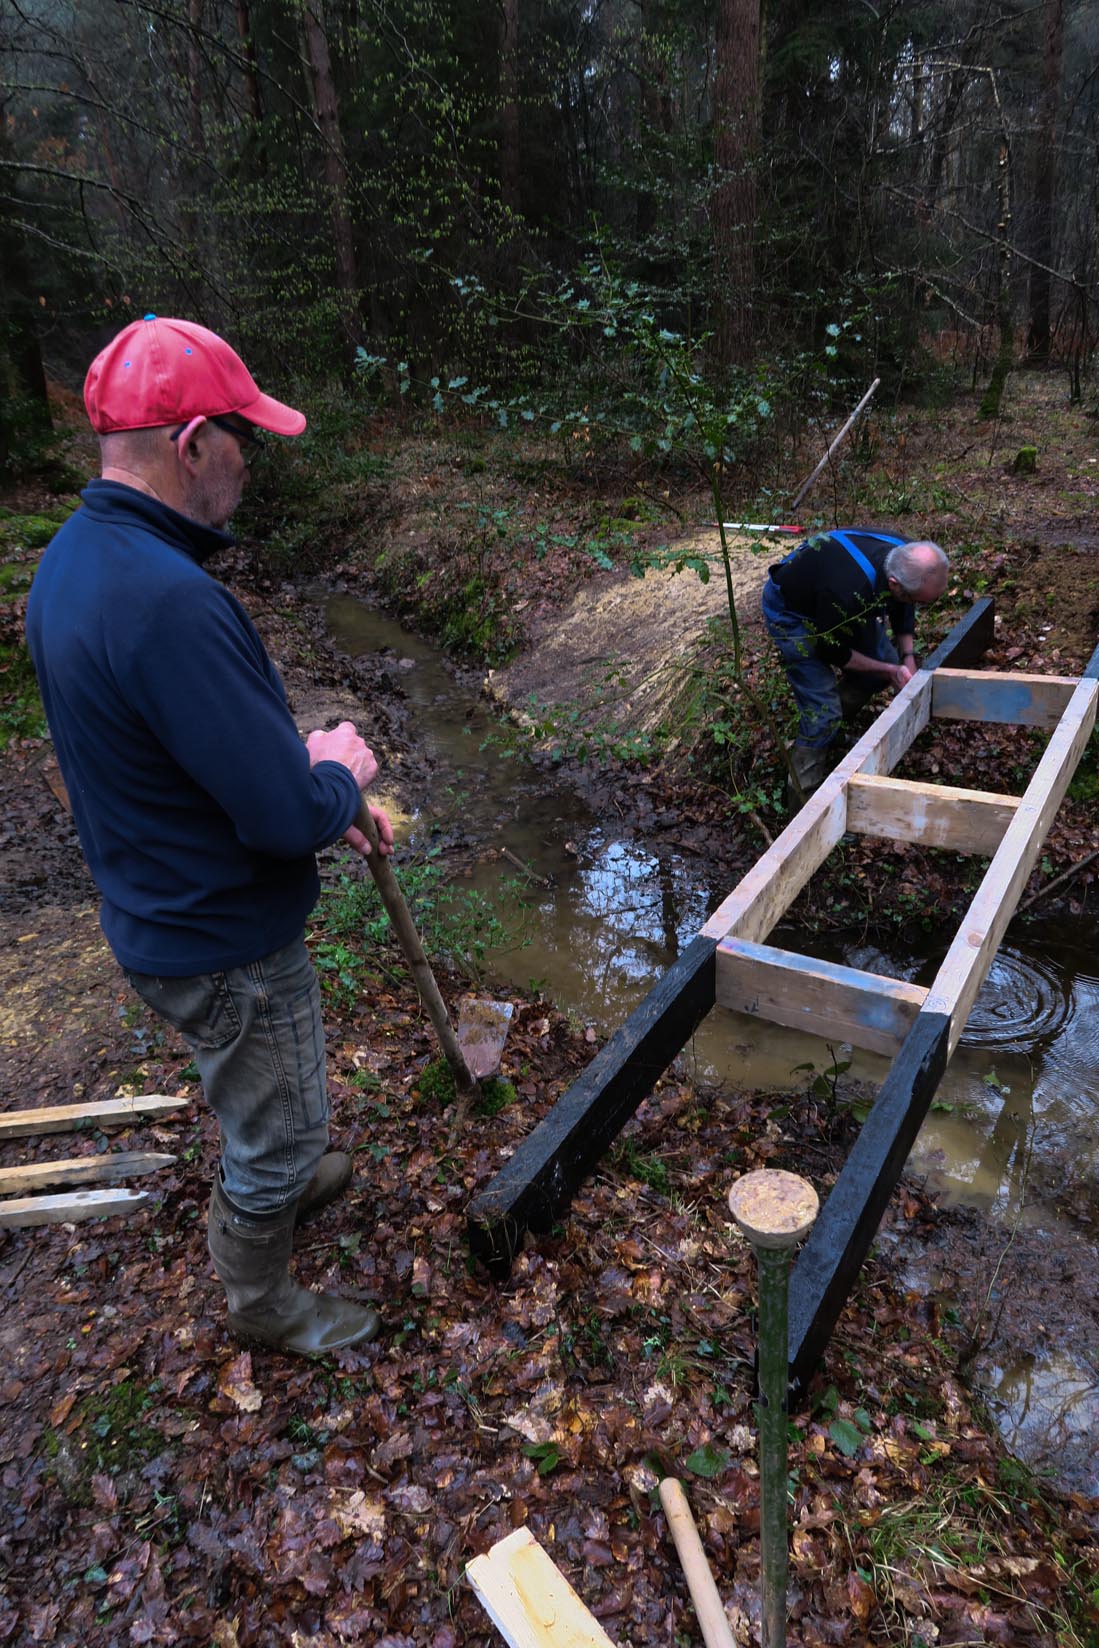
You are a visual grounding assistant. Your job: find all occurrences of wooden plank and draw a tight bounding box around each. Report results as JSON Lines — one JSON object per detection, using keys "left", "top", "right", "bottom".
{"left": 932, "top": 668, "right": 1078, "bottom": 729}
{"left": 0, "top": 1152, "right": 176, "bottom": 1195}
{"left": 715, "top": 937, "right": 927, "bottom": 1057}
{"left": 0, "top": 1188, "right": 152, "bottom": 1228}
{"left": 924, "top": 674, "right": 1099, "bottom": 1056}
{"left": 466, "top": 1527, "right": 619, "bottom": 1648}
{"left": 0, "top": 1095, "right": 186, "bottom": 1141}
{"left": 845, "top": 774, "right": 1021, "bottom": 855}
{"left": 467, "top": 935, "right": 717, "bottom": 1275}
{"left": 702, "top": 675, "right": 934, "bottom": 946}
{"left": 788, "top": 1011, "right": 951, "bottom": 1394}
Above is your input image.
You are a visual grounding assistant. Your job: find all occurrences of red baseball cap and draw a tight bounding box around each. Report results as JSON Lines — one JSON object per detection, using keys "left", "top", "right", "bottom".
{"left": 83, "top": 314, "right": 306, "bottom": 436}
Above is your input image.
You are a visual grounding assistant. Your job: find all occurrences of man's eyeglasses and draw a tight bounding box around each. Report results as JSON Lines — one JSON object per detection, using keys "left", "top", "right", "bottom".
{"left": 170, "top": 415, "right": 265, "bottom": 457}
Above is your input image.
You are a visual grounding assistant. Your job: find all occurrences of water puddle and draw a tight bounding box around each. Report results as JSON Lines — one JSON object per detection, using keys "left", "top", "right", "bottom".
{"left": 327, "top": 593, "right": 1099, "bottom": 1491}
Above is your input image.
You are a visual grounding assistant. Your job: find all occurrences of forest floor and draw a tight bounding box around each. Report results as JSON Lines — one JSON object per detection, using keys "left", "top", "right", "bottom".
{"left": 1, "top": 369, "right": 1099, "bottom": 1646}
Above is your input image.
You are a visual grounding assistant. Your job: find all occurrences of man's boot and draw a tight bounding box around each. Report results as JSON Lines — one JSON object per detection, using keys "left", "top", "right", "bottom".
{"left": 295, "top": 1151, "right": 352, "bottom": 1225}
{"left": 787, "top": 740, "right": 835, "bottom": 807}
{"left": 208, "top": 1175, "right": 380, "bottom": 1354}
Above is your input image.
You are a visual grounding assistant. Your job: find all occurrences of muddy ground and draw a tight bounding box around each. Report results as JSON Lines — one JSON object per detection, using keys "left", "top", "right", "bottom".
{"left": 2, "top": 370, "right": 1099, "bottom": 1645}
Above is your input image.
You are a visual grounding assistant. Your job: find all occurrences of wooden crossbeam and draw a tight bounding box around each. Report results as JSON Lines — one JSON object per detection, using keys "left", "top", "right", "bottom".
{"left": 466, "top": 1527, "right": 619, "bottom": 1648}
{"left": 0, "top": 1189, "right": 153, "bottom": 1228}
{"left": 925, "top": 673, "right": 1099, "bottom": 1056}
{"left": 932, "top": 668, "right": 1078, "bottom": 729}
{"left": 845, "top": 774, "right": 1021, "bottom": 855}
{"left": 716, "top": 936, "right": 927, "bottom": 1057}
{"left": 0, "top": 1095, "right": 186, "bottom": 1140}
{"left": 0, "top": 1152, "right": 175, "bottom": 1196}
{"left": 702, "top": 675, "right": 934, "bottom": 945}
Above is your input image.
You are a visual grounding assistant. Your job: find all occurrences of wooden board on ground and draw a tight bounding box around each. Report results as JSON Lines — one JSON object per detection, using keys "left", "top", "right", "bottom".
{"left": 0, "top": 1094, "right": 186, "bottom": 1141}
{"left": 0, "top": 1188, "right": 153, "bottom": 1228}
{"left": 466, "top": 1527, "right": 619, "bottom": 1648}
{"left": 0, "top": 1152, "right": 176, "bottom": 1195}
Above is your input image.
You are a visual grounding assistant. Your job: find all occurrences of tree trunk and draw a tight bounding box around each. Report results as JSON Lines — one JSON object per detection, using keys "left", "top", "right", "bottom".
{"left": 301, "top": 0, "right": 364, "bottom": 353}
{"left": 1026, "top": 0, "right": 1064, "bottom": 362}
{"left": 710, "top": 0, "right": 759, "bottom": 369}
{"left": 499, "top": 0, "right": 520, "bottom": 219}
{"left": 979, "top": 139, "right": 1015, "bottom": 418}
{"left": 235, "top": 0, "right": 263, "bottom": 123}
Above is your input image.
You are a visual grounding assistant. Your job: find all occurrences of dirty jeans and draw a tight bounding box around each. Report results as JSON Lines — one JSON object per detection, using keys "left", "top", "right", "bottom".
{"left": 761, "top": 576, "right": 898, "bottom": 748}
{"left": 125, "top": 934, "right": 329, "bottom": 1215}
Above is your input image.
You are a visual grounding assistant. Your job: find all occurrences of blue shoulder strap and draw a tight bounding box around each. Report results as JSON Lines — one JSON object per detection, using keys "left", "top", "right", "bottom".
{"left": 829, "top": 529, "right": 903, "bottom": 586}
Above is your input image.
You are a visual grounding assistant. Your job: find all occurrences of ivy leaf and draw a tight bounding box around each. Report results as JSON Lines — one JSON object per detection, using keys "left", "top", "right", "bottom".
{"left": 829, "top": 1419, "right": 864, "bottom": 1458}
{"left": 685, "top": 1443, "right": 730, "bottom": 1479}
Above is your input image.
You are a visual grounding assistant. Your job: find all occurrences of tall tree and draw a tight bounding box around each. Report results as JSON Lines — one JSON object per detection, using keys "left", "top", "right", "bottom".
{"left": 1027, "top": 0, "right": 1064, "bottom": 360}
{"left": 710, "top": 0, "right": 760, "bottom": 368}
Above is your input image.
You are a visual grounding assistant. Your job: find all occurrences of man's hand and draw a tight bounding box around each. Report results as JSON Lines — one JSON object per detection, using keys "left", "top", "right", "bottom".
{"left": 306, "top": 721, "right": 378, "bottom": 789}
{"left": 344, "top": 804, "right": 394, "bottom": 859}
{"left": 886, "top": 661, "right": 915, "bottom": 691}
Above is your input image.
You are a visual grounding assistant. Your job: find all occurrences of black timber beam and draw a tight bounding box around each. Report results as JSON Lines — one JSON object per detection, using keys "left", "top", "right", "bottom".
{"left": 786, "top": 1010, "right": 951, "bottom": 1396}
{"left": 467, "top": 934, "right": 717, "bottom": 1275}
{"left": 922, "top": 595, "right": 995, "bottom": 672}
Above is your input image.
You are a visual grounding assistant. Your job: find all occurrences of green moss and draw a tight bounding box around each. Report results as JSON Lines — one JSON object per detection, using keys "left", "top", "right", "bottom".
{"left": 416, "top": 1058, "right": 516, "bottom": 1115}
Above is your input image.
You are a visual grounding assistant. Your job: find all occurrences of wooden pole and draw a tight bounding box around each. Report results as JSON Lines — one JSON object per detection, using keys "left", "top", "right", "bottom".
{"left": 729, "top": 1170, "right": 819, "bottom": 1648}
{"left": 355, "top": 800, "right": 479, "bottom": 1097}
{"left": 659, "top": 1478, "right": 737, "bottom": 1648}
{"left": 789, "top": 378, "right": 880, "bottom": 514}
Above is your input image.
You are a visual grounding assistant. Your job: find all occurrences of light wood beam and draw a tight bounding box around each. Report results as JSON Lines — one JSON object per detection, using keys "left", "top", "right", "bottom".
{"left": 466, "top": 1527, "right": 619, "bottom": 1648}
{"left": 925, "top": 676, "right": 1099, "bottom": 1055}
{"left": 0, "top": 1152, "right": 175, "bottom": 1196}
{"left": 716, "top": 936, "right": 928, "bottom": 1057}
{"left": 932, "top": 668, "right": 1078, "bottom": 729}
{"left": 0, "top": 1189, "right": 152, "bottom": 1228}
{"left": 702, "top": 674, "right": 933, "bottom": 944}
{"left": 846, "top": 774, "right": 1021, "bottom": 855}
{"left": 0, "top": 1095, "right": 186, "bottom": 1141}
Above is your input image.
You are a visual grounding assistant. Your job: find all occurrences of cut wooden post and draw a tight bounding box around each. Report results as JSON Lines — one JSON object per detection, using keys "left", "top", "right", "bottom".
{"left": 729, "top": 1171, "right": 818, "bottom": 1648}
{"left": 0, "top": 1152, "right": 175, "bottom": 1195}
{"left": 466, "top": 1526, "right": 619, "bottom": 1648}
{"left": 0, "top": 1188, "right": 152, "bottom": 1228}
{"left": 845, "top": 774, "right": 1020, "bottom": 856}
{"left": 932, "top": 668, "right": 1078, "bottom": 729}
{"left": 0, "top": 1095, "right": 187, "bottom": 1141}
{"left": 715, "top": 937, "right": 926, "bottom": 1057}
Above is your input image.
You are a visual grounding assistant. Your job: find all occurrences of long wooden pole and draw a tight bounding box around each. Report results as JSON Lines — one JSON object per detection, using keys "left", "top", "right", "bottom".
{"left": 659, "top": 1478, "right": 737, "bottom": 1648}
{"left": 354, "top": 800, "right": 479, "bottom": 1097}
{"left": 789, "top": 377, "right": 880, "bottom": 514}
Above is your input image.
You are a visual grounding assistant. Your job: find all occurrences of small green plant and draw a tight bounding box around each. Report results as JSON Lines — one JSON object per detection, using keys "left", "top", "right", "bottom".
{"left": 615, "top": 1138, "right": 671, "bottom": 1195}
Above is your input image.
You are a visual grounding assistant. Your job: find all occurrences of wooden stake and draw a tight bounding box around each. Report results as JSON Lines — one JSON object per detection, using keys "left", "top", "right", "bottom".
{"left": 0, "top": 1188, "right": 152, "bottom": 1228}
{"left": 0, "top": 1095, "right": 186, "bottom": 1141}
{"left": 0, "top": 1152, "right": 175, "bottom": 1195}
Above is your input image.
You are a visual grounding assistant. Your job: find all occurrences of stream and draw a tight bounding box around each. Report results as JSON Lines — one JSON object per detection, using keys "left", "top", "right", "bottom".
{"left": 327, "top": 593, "right": 1099, "bottom": 1494}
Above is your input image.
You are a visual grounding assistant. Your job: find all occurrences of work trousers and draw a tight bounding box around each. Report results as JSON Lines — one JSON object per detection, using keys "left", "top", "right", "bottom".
{"left": 125, "top": 933, "right": 329, "bottom": 1215}
{"left": 761, "top": 576, "right": 899, "bottom": 748}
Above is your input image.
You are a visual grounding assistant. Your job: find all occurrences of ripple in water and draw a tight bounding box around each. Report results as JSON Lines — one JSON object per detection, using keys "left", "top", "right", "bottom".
{"left": 958, "top": 945, "right": 1074, "bottom": 1051}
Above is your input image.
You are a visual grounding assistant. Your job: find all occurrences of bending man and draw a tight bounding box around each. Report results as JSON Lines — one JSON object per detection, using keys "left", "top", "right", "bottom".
{"left": 761, "top": 527, "right": 949, "bottom": 798}
{"left": 26, "top": 314, "right": 394, "bottom": 1355}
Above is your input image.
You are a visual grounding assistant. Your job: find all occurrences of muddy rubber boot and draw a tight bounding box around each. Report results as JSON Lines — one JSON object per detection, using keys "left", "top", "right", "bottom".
{"left": 787, "top": 741, "right": 835, "bottom": 808}
{"left": 207, "top": 1176, "right": 380, "bottom": 1354}
{"left": 295, "top": 1151, "right": 352, "bottom": 1225}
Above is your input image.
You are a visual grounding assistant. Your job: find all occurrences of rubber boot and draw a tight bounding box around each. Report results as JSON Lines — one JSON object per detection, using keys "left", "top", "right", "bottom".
{"left": 787, "top": 740, "right": 835, "bottom": 808}
{"left": 295, "top": 1151, "right": 352, "bottom": 1225}
{"left": 207, "top": 1175, "right": 380, "bottom": 1354}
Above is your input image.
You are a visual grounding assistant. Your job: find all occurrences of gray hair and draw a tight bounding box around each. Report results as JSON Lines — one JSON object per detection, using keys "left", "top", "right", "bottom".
{"left": 884, "top": 539, "right": 949, "bottom": 596}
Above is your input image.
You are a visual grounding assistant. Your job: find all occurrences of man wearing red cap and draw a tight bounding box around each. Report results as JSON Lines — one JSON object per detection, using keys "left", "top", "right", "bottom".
{"left": 27, "top": 315, "right": 393, "bottom": 1355}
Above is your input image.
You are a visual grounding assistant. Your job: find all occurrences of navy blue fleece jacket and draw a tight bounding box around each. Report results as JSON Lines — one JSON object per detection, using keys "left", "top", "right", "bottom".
{"left": 25, "top": 480, "right": 361, "bottom": 975}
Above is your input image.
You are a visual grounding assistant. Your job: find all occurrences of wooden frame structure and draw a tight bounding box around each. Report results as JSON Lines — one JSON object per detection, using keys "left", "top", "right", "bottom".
{"left": 468, "top": 599, "right": 1099, "bottom": 1390}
